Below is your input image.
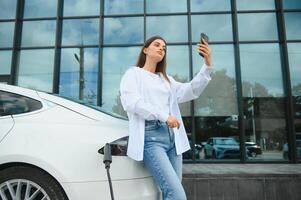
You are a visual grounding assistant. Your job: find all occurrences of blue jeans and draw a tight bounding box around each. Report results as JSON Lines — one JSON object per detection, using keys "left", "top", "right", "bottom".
{"left": 143, "top": 120, "right": 187, "bottom": 200}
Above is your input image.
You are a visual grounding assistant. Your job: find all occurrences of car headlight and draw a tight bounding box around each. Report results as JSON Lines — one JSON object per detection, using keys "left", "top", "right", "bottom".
{"left": 98, "top": 136, "right": 128, "bottom": 156}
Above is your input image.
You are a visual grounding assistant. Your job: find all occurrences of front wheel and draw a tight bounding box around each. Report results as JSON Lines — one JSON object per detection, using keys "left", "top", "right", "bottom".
{"left": 0, "top": 166, "right": 68, "bottom": 200}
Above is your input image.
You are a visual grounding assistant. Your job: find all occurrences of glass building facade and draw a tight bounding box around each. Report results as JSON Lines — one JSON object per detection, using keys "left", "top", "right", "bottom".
{"left": 0, "top": 0, "right": 300, "bottom": 163}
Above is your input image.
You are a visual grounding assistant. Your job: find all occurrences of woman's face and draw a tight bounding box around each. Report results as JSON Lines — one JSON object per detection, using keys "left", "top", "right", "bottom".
{"left": 143, "top": 39, "right": 166, "bottom": 62}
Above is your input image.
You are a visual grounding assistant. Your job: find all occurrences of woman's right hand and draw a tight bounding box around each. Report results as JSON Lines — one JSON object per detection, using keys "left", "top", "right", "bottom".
{"left": 166, "top": 115, "right": 181, "bottom": 129}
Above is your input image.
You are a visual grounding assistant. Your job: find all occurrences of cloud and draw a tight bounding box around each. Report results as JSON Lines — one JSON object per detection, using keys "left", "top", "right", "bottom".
{"left": 64, "top": 0, "right": 99, "bottom": 16}
{"left": 0, "top": 50, "right": 12, "bottom": 74}
{"left": 0, "top": 22, "right": 15, "bottom": 47}
{"left": 0, "top": 1, "right": 17, "bottom": 19}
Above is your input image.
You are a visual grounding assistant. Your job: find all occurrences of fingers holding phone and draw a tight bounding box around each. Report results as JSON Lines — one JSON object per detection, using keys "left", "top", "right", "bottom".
{"left": 198, "top": 33, "right": 211, "bottom": 66}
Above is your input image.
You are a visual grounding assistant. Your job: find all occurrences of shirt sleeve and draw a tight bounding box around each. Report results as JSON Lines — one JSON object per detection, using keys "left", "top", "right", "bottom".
{"left": 120, "top": 68, "right": 169, "bottom": 122}
{"left": 169, "top": 63, "right": 212, "bottom": 104}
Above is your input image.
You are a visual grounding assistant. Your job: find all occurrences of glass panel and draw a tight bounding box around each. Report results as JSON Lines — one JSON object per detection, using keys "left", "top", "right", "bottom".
{"left": 60, "top": 48, "right": 98, "bottom": 105}
{"left": 287, "top": 43, "right": 301, "bottom": 160}
{"left": 17, "top": 49, "right": 54, "bottom": 92}
{"left": 193, "top": 44, "right": 237, "bottom": 116}
{"left": 0, "top": 51, "right": 12, "bottom": 74}
{"left": 104, "top": 0, "right": 143, "bottom": 15}
{"left": 237, "top": 0, "right": 275, "bottom": 10}
{"left": 285, "top": 12, "right": 301, "bottom": 40}
{"left": 21, "top": 20, "right": 56, "bottom": 47}
{"left": 146, "top": 0, "right": 187, "bottom": 13}
{"left": 102, "top": 47, "right": 140, "bottom": 115}
{"left": 0, "top": 0, "right": 17, "bottom": 19}
{"left": 238, "top": 13, "right": 278, "bottom": 41}
{"left": 283, "top": 0, "right": 301, "bottom": 9}
{"left": 0, "top": 22, "right": 15, "bottom": 48}
{"left": 24, "top": 0, "right": 57, "bottom": 18}
{"left": 191, "top": 0, "right": 231, "bottom": 12}
{"left": 191, "top": 14, "right": 232, "bottom": 42}
{"left": 104, "top": 17, "right": 143, "bottom": 44}
{"left": 240, "top": 44, "right": 283, "bottom": 97}
{"left": 166, "top": 45, "right": 190, "bottom": 116}
{"left": 64, "top": 0, "right": 100, "bottom": 16}
{"left": 62, "top": 19, "right": 99, "bottom": 46}
{"left": 146, "top": 16, "right": 188, "bottom": 43}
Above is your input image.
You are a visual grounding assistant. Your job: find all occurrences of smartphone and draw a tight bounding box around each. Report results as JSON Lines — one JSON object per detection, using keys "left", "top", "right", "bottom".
{"left": 199, "top": 33, "right": 209, "bottom": 57}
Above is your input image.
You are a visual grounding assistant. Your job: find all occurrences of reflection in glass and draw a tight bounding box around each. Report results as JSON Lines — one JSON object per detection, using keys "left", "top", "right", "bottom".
{"left": 146, "top": 0, "right": 187, "bottom": 13}
{"left": 21, "top": 20, "right": 56, "bottom": 47}
{"left": 285, "top": 13, "right": 301, "bottom": 40}
{"left": 166, "top": 45, "right": 190, "bottom": 116}
{"left": 193, "top": 44, "right": 237, "bottom": 116}
{"left": 62, "top": 19, "right": 99, "bottom": 46}
{"left": 236, "top": 0, "right": 275, "bottom": 10}
{"left": 60, "top": 48, "right": 98, "bottom": 105}
{"left": 240, "top": 44, "right": 283, "bottom": 97}
{"left": 191, "top": 14, "right": 232, "bottom": 42}
{"left": 17, "top": 49, "right": 54, "bottom": 92}
{"left": 24, "top": 0, "right": 57, "bottom": 18}
{"left": 0, "top": 51, "right": 12, "bottom": 74}
{"left": 283, "top": 0, "right": 301, "bottom": 9}
{"left": 146, "top": 16, "right": 188, "bottom": 43}
{"left": 104, "top": 17, "right": 143, "bottom": 44}
{"left": 0, "top": 22, "right": 15, "bottom": 48}
{"left": 104, "top": 0, "right": 143, "bottom": 15}
{"left": 238, "top": 13, "right": 278, "bottom": 41}
{"left": 0, "top": 0, "right": 16, "bottom": 19}
{"left": 64, "top": 0, "right": 100, "bottom": 16}
{"left": 102, "top": 47, "right": 140, "bottom": 115}
{"left": 191, "top": 0, "right": 230, "bottom": 12}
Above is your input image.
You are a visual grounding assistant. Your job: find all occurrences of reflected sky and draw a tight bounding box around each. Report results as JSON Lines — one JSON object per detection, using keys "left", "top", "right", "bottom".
{"left": 238, "top": 13, "right": 278, "bottom": 41}
{"left": 21, "top": 20, "right": 56, "bottom": 47}
{"left": 64, "top": 0, "right": 100, "bottom": 16}
{"left": 147, "top": 16, "right": 188, "bottom": 43}
{"left": 104, "top": 17, "right": 143, "bottom": 44}
{"left": 285, "top": 12, "right": 301, "bottom": 40}
{"left": 0, "top": 51, "right": 12, "bottom": 74}
{"left": 0, "top": 0, "right": 16, "bottom": 19}
{"left": 62, "top": 19, "right": 99, "bottom": 46}
{"left": 166, "top": 45, "right": 189, "bottom": 81}
{"left": 240, "top": 44, "right": 284, "bottom": 97}
{"left": 104, "top": 0, "right": 143, "bottom": 15}
{"left": 146, "top": 0, "right": 187, "bottom": 13}
{"left": 191, "top": 14, "right": 232, "bottom": 42}
{"left": 236, "top": 0, "right": 275, "bottom": 10}
{"left": 283, "top": 0, "right": 301, "bottom": 9}
{"left": 0, "top": 22, "right": 15, "bottom": 48}
{"left": 287, "top": 43, "right": 301, "bottom": 96}
{"left": 24, "top": 0, "right": 57, "bottom": 18}
{"left": 191, "top": 0, "right": 230, "bottom": 12}
{"left": 17, "top": 49, "right": 54, "bottom": 92}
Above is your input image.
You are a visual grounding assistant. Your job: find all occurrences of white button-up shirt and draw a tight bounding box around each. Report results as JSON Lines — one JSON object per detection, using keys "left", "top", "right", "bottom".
{"left": 120, "top": 64, "right": 212, "bottom": 161}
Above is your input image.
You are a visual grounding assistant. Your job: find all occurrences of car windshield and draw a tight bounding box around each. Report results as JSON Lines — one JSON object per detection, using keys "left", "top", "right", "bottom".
{"left": 51, "top": 94, "right": 127, "bottom": 120}
{"left": 215, "top": 138, "right": 238, "bottom": 145}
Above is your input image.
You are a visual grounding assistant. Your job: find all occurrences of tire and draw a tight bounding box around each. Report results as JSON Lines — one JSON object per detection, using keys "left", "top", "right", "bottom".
{"left": 0, "top": 165, "right": 68, "bottom": 200}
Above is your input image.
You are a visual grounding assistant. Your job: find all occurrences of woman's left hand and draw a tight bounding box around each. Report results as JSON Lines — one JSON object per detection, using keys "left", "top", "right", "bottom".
{"left": 197, "top": 39, "right": 211, "bottom": 66}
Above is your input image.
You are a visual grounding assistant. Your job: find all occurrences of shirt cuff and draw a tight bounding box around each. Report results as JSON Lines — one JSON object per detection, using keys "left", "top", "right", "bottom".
{"left": 158, "top": 112, "right": 169, "bottom": 122}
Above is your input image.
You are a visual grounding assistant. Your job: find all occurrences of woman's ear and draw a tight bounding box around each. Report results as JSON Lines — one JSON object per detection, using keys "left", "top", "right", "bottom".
{"left": 143, "top": 47, "right": 148, "bottom": 55}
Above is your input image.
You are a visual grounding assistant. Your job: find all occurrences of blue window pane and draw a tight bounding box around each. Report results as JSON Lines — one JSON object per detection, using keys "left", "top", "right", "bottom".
{"left": 237, "top": 0, "right": 275, "bottom": 10}
{"left": 191, "top": 14, "right": 232, "bottom": 42}
{"left": 0, "top": 51, "right": 12, "bottom": 74}
{"left": 288, "top": 43, "right": 301, "bottom": 96}
{"left": 146, "top": 0, "right": 187, "bottom": 13}
{"left": 102, "top": 47, "right": 140, "bottom": 114}
{"left": 21, "top": 20, "right": 56, "bottom": 47}
{"left": 64, "top": 0, "right": 100, "bottom": 16}
{"left": 62, "top": 19, "right": 99, "bottom": 46}
{"left": 146, "top": 16, "right": 188, "bottom": 43}
{"left": 24, "top": 0, "right": 57, "bottom": 18}
{"left": 283, "top": 0, "right": 301, "bottom": 9}
{"left": 191, "top": 0, "right": 231, "bottom": 12}
{"left": 238, "top": 13, "right": 278, "bottom": 41}
{"left": 17, "top": 49, "right": 54, "bottom": 92}
{"left": 0, "top": 0, "right": 16, "bottom": 19}
{"left": 0, "top": 22, "right": 15, "bottom": 48}
{"left": 104, "top": 0, "right": 143, "bottom": 15}
{"left": 60, "top": 48, "right": 98, "bottom": 105}
{"left": 240, "top": 44, "right": 284, "bottom": 97}
{"left": 104, "top": 17, "right": 143, "bottom": 44}
{"left": 193, "top": 44, "right": 238, "bottom": 116}
{"left": 285, "top": 13, "right": 301, "bottom": 40}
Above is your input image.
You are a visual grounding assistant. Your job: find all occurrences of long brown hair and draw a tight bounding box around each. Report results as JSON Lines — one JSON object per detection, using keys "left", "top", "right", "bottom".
{"left": 136, "top": 36, "right": 170, "bottom": 82}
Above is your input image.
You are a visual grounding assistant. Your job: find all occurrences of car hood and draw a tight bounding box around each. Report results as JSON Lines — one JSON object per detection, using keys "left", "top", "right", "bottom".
{"left": 215, "top": 145, "right": 239, "bottom": 149}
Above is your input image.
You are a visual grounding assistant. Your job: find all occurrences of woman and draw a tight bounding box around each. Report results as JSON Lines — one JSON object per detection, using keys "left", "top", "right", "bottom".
{"left": 120, "top": 36, "right": 212, "bottom": 200}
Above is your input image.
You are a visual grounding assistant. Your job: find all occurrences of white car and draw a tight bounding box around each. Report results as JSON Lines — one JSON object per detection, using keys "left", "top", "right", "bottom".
{"left": 0, "top": 84, "right": 160, "bottom": 200}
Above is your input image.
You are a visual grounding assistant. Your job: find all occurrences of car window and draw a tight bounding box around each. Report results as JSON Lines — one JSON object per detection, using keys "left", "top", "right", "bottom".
{"left": 0, "top": 91, "right": 42, "bottom": 116}
{"left": 215, "top": 138, "right": 238, "bottom": 145}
